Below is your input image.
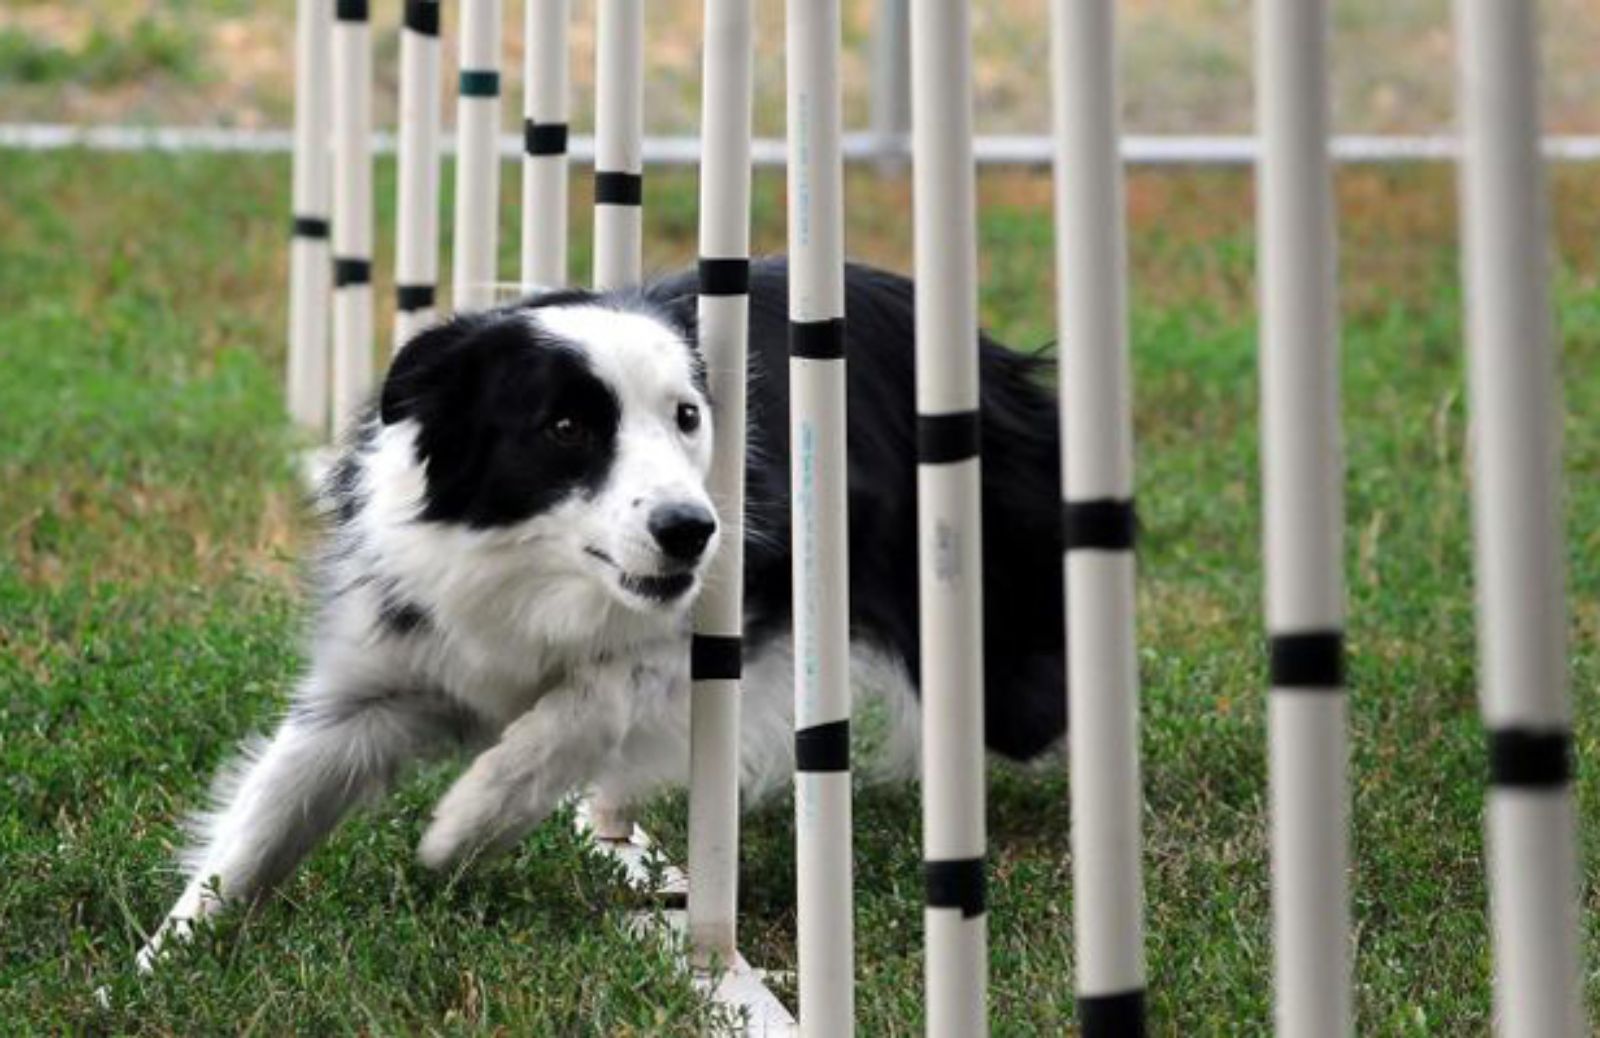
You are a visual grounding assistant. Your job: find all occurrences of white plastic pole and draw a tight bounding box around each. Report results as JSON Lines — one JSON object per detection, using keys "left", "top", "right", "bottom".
{"left": 1049, "top": 1, "right": 1146, "bottom": 1032}
{"left": 911, "top": 5, "right": 988, "bottom": 1036}
{"left": 452, "top": 0, "right": 503, "bottom": 311}
{"left": 580, "top": 0, "right": 647, "bottom": 843}
{"left": 786, "top": 1, "right": 854, "bottom": 1033}
{"left": 686, "top": 0, "right": 754, "bottom": 970}
{"left": 521, "top": 0, "right": 570, "bottom": 289}
{"left": 593, "top": 0, "right": 643, "bottom": 292}
{"left": 394, "top": 0, "right": 442, "bottom": 351}
{"left": 287, "top": 0, "right": 332, "bottom": 436}
{"left": 331, "top": 0, "right": 374, "bottom": 432}
{"left": 868, "top": 0, "right": 910, "bottom": 176}
{"left": 1256, "top": 0, "right": 1350, "bottom": 1034}
{"left": 1453, "top": 2, "right": 1584, "bottom": 1035}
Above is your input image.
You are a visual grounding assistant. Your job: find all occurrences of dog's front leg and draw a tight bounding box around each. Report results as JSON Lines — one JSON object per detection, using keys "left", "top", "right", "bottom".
{"left": 417, "top": 679, "right": 630, "bottom": 870}
{"left": 138, "top": 688, "right": 469, "bottom": 970}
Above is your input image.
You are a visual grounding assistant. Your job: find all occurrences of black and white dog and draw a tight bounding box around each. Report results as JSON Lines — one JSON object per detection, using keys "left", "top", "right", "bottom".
{"left": 140, "top": 259, "right": 1063, "bottom": 967}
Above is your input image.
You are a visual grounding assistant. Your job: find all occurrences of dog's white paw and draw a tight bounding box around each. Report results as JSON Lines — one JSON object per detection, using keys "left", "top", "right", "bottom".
{"left": 417, "top": 781, "right": 510, "bottom": 871}
{"left": 136, "top": 885, "right": 217, "bottom": 974}
{"left": 135, "top": 915, "right": 194, "bottom": 974}
{"left": 416, "top": 818, "right": 470, "bottom": 871}
{"left": 134, "top": 943, "right": 160, "bottom": 975}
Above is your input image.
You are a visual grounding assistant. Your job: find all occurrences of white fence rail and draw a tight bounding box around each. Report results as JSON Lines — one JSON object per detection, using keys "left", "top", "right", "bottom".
{"left": 7, "top": 122, "right": 1600, "bottom": 166}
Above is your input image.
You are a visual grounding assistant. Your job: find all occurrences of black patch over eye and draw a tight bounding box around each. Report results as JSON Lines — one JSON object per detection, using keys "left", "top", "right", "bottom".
{"left": 548, "top": 415, "right": 588, "bottom": 447}
{"left": 676, "top": 403, "right": 701, "bottom": 434}
{"left": 381, "top": 309, "right": 622, "bottom": 528}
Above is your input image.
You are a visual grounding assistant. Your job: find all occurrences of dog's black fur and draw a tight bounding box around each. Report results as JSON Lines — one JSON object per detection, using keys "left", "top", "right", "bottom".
{"left": 647, "top": 259, "right": 1066, "bottom": 759}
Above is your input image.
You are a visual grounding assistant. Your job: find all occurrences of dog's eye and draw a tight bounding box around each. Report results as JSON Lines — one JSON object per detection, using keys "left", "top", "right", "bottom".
{"left": 548, "top": 416, "right": 587, "bottom": 447}
{"left": 676, "top": 403, "right": 701, "bottom": 435}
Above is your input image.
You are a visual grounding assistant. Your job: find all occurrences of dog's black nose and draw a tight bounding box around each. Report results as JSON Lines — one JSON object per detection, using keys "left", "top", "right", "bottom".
{"left": 648, "top": 503, "right": 717, "bottom": 562}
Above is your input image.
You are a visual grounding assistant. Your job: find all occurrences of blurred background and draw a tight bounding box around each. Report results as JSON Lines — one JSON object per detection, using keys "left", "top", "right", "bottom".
{"left": 3, "top": 0, "right": 1599, "bottom": 135}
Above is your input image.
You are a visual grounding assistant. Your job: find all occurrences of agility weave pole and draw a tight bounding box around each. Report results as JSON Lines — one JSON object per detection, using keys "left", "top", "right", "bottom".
{"left": 579, "top": 0, "right": 646, "bottom": 845}
{"left": 785, "top": 1, "right": 856, "bottom": 1034}
{"left": 452, "top": 0, "right": 501, "bottom": 311}
{"left": 285, "top": 0, "right": 332, "bottom": 437}
{"left": 1255, "top": 0, "right": 1351, "bottom": 1035}
{"left": 330, "top": 0, "right": 374, "bottom": 435}
{"left": 521, "top": 0, "right": 570, "bottom": 289}
{"left": 1454, "top": 1, "right": 1584, "bottom": 1035}
{"left": 592, "top": 0, "right": 643, "bottom": 296}
{"left": 911, "top": 4, "right": 989, "bottom": 1036}
{"left": 393, "top": 0, "right": 442, "bottom": 351}
{"left": 685, "top": 0, "right": 755, "bottom": 970}
{"left": 1049, "top": 1, "right": 1147, "bottom": 1032}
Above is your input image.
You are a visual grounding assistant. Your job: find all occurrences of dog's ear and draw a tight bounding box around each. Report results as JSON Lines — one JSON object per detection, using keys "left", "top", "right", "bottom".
{"left": 380, "top": 317, "right": 486, "bottom": 427}
{"left": 650, "top": 290, "right": 699, "bottom": 348}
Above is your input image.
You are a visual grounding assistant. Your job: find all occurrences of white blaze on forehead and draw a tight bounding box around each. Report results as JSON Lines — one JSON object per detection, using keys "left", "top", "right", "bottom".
{"left": 530, "top": 303, "right": 700, "bottom": 410}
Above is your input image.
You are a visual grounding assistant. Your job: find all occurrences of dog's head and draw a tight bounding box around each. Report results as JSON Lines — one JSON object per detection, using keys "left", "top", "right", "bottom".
{"left": 373, "top": 290, "right": 718, "bottom": 620}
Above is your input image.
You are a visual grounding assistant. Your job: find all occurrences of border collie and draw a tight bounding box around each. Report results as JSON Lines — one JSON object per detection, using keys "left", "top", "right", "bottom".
{"left": 140, "top": 258, "right": 1063, "bottom": 968}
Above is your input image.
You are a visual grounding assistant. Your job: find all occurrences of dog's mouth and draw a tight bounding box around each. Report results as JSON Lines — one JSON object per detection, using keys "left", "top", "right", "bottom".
{"left": 584, "top": 547, "right": 697, "bottom": 604}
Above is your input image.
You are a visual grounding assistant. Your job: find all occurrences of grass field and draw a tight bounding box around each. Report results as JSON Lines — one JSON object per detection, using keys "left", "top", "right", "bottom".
{"left": 2, "top": 149, "right": 1599, "bottom": 1034}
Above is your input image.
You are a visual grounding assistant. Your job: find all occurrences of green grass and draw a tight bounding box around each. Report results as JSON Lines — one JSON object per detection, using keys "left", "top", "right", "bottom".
{"left": 1, "top": 150, "right": 1598, "bottom": 1033}
{"left": 0, "top": 19, "right": 203, "bottom": 88}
